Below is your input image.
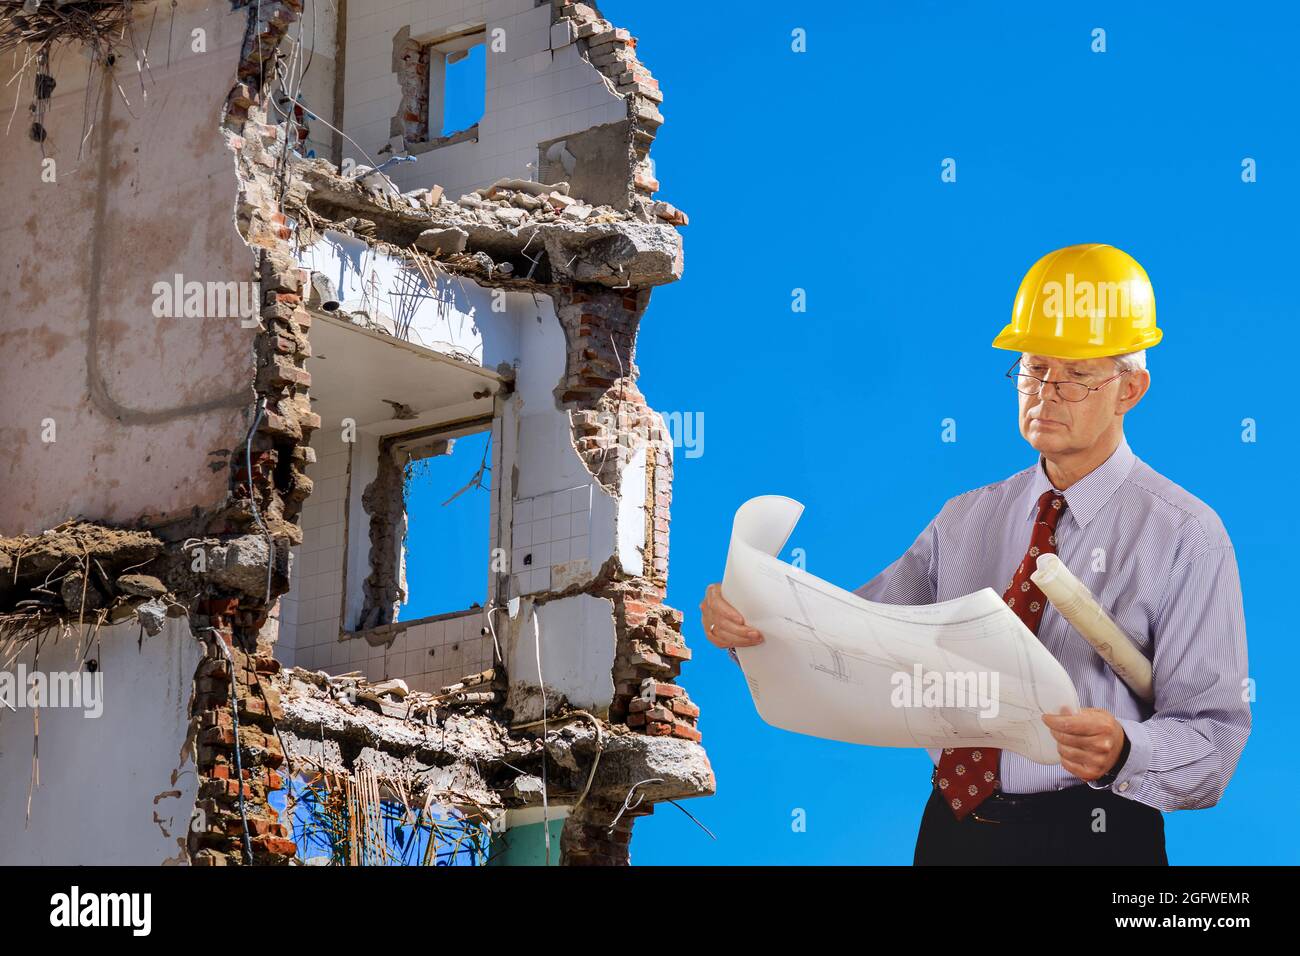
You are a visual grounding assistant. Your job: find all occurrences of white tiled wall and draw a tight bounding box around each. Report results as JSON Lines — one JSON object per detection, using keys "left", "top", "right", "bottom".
{"left": 343, "top": 0, "right": 627, "bottom": 199}
{"left": 292, "top": 607, "right": 494, "bottom": 694}
{"left": 512, "top": 483, "right": 592, "bottom": 595}
{"left": 275, "top": 433, "right": 351, "bottom": 668}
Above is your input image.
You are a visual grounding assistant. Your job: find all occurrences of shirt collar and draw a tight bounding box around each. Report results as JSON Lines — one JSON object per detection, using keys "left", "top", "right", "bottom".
{"left": 1024, "top": 435, "right": 1136, "bottom": 530}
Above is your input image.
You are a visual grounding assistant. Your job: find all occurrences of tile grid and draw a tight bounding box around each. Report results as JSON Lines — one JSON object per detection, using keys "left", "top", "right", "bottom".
{"left": 511, "top": 483, "right": 592, "bottom": 595}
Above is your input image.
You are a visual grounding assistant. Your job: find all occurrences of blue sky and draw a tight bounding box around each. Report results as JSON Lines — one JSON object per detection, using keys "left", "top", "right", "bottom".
{"left": 605, "top": 0, "right": 1298, "bottom": 864}
{"left": 403, "top": 430, "right": 492, "bottom": 621}
{"left": 442, "top": 43, "right": 487, "bottom": 136}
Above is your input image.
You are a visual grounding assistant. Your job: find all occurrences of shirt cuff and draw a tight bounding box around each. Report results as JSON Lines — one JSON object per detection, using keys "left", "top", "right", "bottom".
{"left": 1086, "top": 730, "right": 1129, "bottom": 789}
{"left": 1089, "top": 717, "right": 1151, "bottom": 796}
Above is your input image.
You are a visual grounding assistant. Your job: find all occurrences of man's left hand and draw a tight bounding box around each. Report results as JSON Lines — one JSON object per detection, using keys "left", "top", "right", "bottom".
{"left": 1042, "top": 707, "right": 1126, "bottom": 781}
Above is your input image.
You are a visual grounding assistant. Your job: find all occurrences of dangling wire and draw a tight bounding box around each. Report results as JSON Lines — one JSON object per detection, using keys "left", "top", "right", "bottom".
{"left": 209, "top": 628, "right": 254, "bottom": 865}
{"left": 532, "top": 607, "right": 551, "bottom": 864}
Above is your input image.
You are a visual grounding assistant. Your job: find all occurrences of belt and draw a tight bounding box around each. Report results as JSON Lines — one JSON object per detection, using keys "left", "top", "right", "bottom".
{"left": 930, "top": 767, "right": 1090, "bottom": 824}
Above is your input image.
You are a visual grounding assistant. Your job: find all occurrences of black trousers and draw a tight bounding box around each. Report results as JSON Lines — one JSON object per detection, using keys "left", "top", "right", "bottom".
{"left": 913, "top": 783, "right": 1168, "bottom": 865}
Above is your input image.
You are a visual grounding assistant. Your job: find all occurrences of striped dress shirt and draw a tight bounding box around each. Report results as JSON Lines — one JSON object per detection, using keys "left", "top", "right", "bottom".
{"left": 851, "top": 435, "right": 1250, "bottom": 810}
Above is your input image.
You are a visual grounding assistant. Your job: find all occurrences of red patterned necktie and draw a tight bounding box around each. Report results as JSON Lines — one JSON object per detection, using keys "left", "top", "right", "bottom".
{"left": 935, "top": 488, "right": 1068, "bottom": 820}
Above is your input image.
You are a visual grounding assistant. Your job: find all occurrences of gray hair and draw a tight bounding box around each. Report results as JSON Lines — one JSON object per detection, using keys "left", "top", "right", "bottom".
{"left": 1113, "top": 350, "right": 1147, "bottom": 372}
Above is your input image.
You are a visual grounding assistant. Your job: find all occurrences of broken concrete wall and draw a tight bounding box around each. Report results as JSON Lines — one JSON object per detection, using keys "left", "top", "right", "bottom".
{"left": 0, "top": 617, "right": 202, "bottom": 864}
{"left": 538, "top": 119, "right": 633, "bottom": 215}
{"left": 1, "top": 0, "right": 323, "bottom": 866}
{"left": 1, "top": 0, "right": 702, "bottom": 867}
{"left": 540, "top": 287, "right": 694, "bottom": 741}
{"left": 182, "top": 0, "right": 331, "bottom": 866}
{"left": 277, "top": 238, "right": 623, "bottom": 695}
{"left": 340, "top": 0, "right": 665, "bottom": 211}
{"left": 508, "top": 593, "right": 617, "bottom": 721}
{"left": 0, "top": 0, "right": 262, "bottom": 535}
{"left": 273, "top": 666, "right": 714, "bottom": 860}
{"left": 283, "top": 227, "right": 657, "bottom": 726}
{"left": 277, "top": 0, "right": 700, "bottom": 856}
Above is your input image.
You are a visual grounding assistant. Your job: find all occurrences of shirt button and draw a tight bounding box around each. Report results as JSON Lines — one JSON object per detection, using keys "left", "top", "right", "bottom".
{"left": 1118, "top": 782, "right": 1129, "bottom": 792}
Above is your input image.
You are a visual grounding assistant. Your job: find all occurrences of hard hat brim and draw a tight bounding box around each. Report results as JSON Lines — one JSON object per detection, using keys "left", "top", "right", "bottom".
{"left": 991, "top": 325, "right": 1162, "bottom": 360}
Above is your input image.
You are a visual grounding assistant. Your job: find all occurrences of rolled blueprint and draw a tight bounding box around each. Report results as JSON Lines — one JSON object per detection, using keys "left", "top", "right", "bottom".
{"left": 723, "top": 496, "right": 1079, "bottom": 765}
{"left": 1030, "top": 553, "right": 1154, "bottom": 703}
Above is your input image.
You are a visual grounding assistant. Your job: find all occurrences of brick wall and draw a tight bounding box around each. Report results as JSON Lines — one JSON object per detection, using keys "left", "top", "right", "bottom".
{"left": 184, "top": 0, "right": 322, "bottom": 866}
{"left": 189, "top": 601, "right": 295, "bottom": 865}
{"left": 556, "top": 1, "right": 666, "bottom": 209}
{"left": 552, "top": 285, "right": 700, "bottom": 745}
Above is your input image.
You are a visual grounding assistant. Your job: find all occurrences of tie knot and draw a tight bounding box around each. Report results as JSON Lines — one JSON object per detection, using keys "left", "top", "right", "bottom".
{"left": 1037, "top": 490, "right": 1067, "bottom": 526}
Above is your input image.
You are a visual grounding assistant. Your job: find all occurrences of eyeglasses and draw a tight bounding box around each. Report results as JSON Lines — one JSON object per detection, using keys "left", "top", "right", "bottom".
{"left": 1006, "top": 358, "right": 1130, "bottom": 403}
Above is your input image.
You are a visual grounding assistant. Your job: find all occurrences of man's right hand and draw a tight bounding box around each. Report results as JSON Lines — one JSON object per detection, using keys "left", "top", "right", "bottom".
{"left": 699, "top": 583, "right": 764, "bottom": 650}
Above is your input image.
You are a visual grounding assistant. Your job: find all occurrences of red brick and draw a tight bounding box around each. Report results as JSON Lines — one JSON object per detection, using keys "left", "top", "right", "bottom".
{"left": 252, "top": 835, "right": 297, "bottom": 857}
{"left": 672, "top": 722, "right": 703, "bottom": 743}
{"left": 201, "top": 597, "right": 240, "bottom": 619}
{"left": 202, "top": 726, "right": 236, "bottom": 748}
{"left": 203, "top": 710, "right": 233, "bottom": 731}
{"left": 630, "top": 648, "right": 664, "bottom": 668}
{"left": 670, "top": 698, "right": 700, "bottom": 719}
{"left": 243, "top": 816, "right": 282, "bottom": 837}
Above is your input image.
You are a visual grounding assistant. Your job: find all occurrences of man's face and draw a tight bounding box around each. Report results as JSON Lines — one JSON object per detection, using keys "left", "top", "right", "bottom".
{"left": 1016, "top": 353, "right": 1141, "bottom": 455}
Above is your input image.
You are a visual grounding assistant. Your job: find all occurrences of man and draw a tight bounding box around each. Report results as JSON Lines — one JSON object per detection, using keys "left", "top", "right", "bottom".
{"left": 700, "top": 244, "right": 1251, "bottom": 865}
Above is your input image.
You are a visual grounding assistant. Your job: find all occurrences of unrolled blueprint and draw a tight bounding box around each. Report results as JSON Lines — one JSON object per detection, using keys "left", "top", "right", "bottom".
{"left": 723, "top": 496, "right": 1079, "bottom": 765}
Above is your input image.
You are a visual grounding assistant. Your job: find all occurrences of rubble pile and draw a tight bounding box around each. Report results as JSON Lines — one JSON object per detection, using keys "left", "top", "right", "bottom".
{"left": 343, "top": 160, "right": 688, "bottom": 231}
{"left": 295, "top": 158, "right": 683, "bottom": 283}
{"left": 0, "top": 522, "right": 299, "bottom": 640}
{"left": 276, "top": 664, "right": 714, "bottom": 816}
{"left": 286, "top": 665, "right": 506, "bottom": 725}
{"left": 313, "top": 160, "right": 636, "bottom": 233}
{"left": 451, "top": 177, "right": 621, "bottom": 227}
{"left": 0, "top": 522, "right": 176, "bottom": 637}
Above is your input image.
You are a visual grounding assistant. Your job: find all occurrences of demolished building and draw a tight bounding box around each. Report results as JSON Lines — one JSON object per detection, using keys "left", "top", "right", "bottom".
{"left": 0, "top": 0, "right": 712, "bottom": 866}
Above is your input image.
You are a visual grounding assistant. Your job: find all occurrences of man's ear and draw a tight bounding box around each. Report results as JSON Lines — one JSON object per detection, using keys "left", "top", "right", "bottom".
{"left": 1116, "top": 369, "right": 1150, "bottom": 415}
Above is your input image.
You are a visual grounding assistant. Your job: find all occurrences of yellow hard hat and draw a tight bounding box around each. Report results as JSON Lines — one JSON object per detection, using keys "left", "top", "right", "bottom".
{"left": 992, "top": 244, "right": 1162, "bottom": 359}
